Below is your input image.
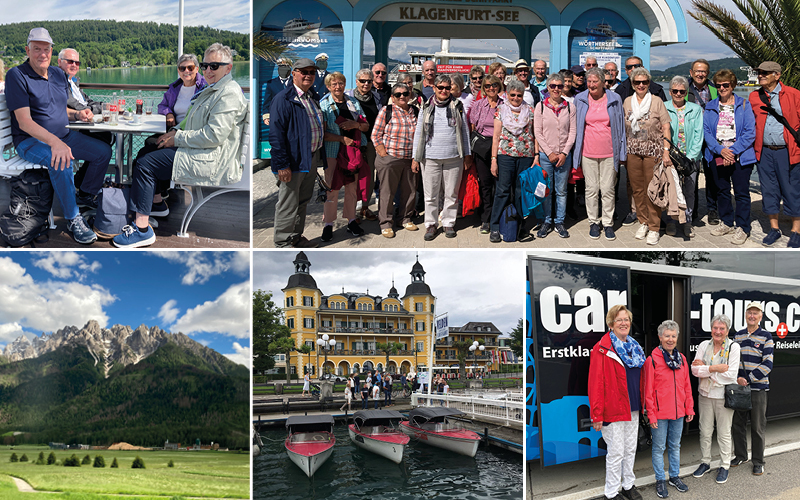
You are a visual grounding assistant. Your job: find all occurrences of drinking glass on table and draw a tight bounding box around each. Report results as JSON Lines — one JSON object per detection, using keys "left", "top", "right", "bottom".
{"left": 144, "top": 98, "right": 153, "bottom": 116}
{"left": 102, "top": 102, "right": 111, "bottom": 123}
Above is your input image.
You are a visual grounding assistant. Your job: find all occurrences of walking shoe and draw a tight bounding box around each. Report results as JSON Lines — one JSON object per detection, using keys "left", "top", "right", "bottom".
{"left": 752, "top": 464, "right": 764, "bottom": 475}
{"left": 635, "top": 223, "right": 648, "bottom": 240}
{"left": 424, "top": 225, "right": 438, "bottom": 241}
{"left": 655, "top": 479, "right": 669, "bottom": 498}
{"left": 668, "top": 477, "right": 688, "bottom": 492}
{"left": 75, "top": 191, "right": 98, "bottom": 209}
{"left": 67, "top": 215, "right": 98, "bottom": 245}
{"left": 150, "top": 200, "right": 169, "bottom": 217}
{"left": 555, "top": 223, "right": 569, "bottom": 238}
{"left": 730, "top": 457, "right": 748, "bottom": 467}
{"left": 692, "top": 463, "right": 711, "bottom": 478}
{"left": 381, "top": 228, "right": 395, "bottom": 238}
{"left": 489, "top": 230, "right": 501, "bottom": 243}
{"left": 292, "top": 236, "right": 318, "bottom": 248}
{"left": 112, "top": 224, "right": 155, "bottom": 248}
{"left": 708, "top": 209, "right": 720, "bottom": 225}
{"left": 647, "top": 230, "right": 660, "bottom": 245}
{"left": 346, "top": 220, "right": 365, "bottom": 236}
{"left": 731, "top": 226, "right": 748, "bottom": 245}
{"left": 762, "top": 229, "right": 782, "bottom": 247}
{"left": 788, "top": 231, "right": 800, "bottom": 248}
{"left": 666, "top": 221, "right": 677, "bottom": 236}
{"left": 622, "top": 211, "right": 638, "bottom": 226}
{"left": 403, "top": 222, "right": 419, "bottom": 231}
{"left": 444, "top": 225, "right": 456, "bottom": 238}
{"left": 359, "top": 208, "right": 377, "bottom": 221}
{"left": 604, "top": 226, "right": 616, "bottom": 241}
{"left": 715, "top": 467, "right": 728, "bottom": 484}
{"left": 683, "top": 222, "right": 695, "bottom": 238}
{"left": 537, "top": 222, "right": 551, "bottom": 238}
{"left": 710, "top": 223, "right": 734, "bottom": 237}
{"left": 321, "top": 224, "right": 333, "bottom": 242}
{"left": 619, "top": 485, "right": 642, "bottom": 500}
{"left": 589, "top": 223, "right": 601, "bottom": 239}
{"left": 480, "top": 222, "right": 490, "bottom": 234}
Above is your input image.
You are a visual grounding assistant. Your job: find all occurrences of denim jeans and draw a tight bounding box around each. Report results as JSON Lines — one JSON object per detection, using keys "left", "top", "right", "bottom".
{"left": 16, "top": 130, "right": 113, "bottom": 220}
{"left": 384, "top": 387, "right": 392, "bottom": 405}
{"left": 650, "top": 418, "right": 684, "bottom": 480}
{"left": 362, "top": 395, "right": 369, "bottom": 409}
{"left": 539, "top": 152, "right": 571, "bottom": 224}
{"left": 491, "top": 155, "right": 533, "bottom": 231}
{"left": 130, "top": 147, "right": 177, "bottom": 215}
{"left": 711, "top": 159, "right": 753, "bottom": 232}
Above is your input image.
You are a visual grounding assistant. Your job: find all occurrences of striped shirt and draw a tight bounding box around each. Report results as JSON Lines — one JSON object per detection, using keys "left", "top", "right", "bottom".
{"left": 371, "top": 105, "right": 416, "bottom": 159}
{"left": 734, "top": 327, "right": 774, "bottom": 391}
{"left": 295, "top": 84, "right": 323, "bottom": 152}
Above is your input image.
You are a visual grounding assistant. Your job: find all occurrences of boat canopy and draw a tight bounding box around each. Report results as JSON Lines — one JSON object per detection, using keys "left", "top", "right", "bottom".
{"left": 286, "top": 414, "right": 335, "bottom": 433}
{"left": 407, "top": 407, "right": 466, "bottom": 425}
{"left": 353, "top": 410, "right": 404, "bottom": 428}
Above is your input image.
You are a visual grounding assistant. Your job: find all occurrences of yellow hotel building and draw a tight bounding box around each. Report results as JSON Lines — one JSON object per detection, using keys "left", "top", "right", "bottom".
{"left": 282, "top": 252, "right": 502, "bottom": 378}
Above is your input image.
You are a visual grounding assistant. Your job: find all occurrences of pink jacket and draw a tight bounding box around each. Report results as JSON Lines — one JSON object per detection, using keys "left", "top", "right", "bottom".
{"left": 641, "top": 347, "right": 695, "bottom": 422}
{"left": 533, "top": 99, "right": 577, "bottom": 157}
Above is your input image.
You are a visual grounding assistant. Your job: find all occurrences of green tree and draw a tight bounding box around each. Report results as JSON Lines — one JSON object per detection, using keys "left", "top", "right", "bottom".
{"left": 453, "top": 338, "right": 486, "bottom": 381}
{"left": 376, "top": 342, "right": 404, "bottom": 374}
{"left": 132, "top": 456, "right": 145, "bottom": 469}
{"left": 111, "top": 457, "right": 119, "bottom": 468}
{"left": 10, "top": 453, "right": 18, "bottom": 463}
{"left": 253, "top": 290, "right": 293, "bottom": 374}
{"left": 47, "top": 451, "right": 56, "bottom": 465}
{"left": 510, "top": 319, "right": 524, "bottom": 359}
{"left": 298, "top": 344, "right": 312, "bottom": 375}
{"left": 93, "top": 455, "right": 105, "bottom": 468}
{"left": 63, "top": 454, "right": 81, "bottom": 467}
{"left": 36, "top": 451, "right": 45, "bottom": 465}
{"left": 168, "top": 459, "right": 175, "bottom": 467}
{"left": 81, "top": 454, "right": 91, "bottom": 465}
{"left": 253, "top": 30, "right": 292, "bottom": 63}
{"left": 690, "top": 0, "right": 800, "bottom": 88}
{"left": 20, "top": 454, "right": 28, "bottom": 462}
{"left": 269, "top": 336, "right": 297, "bottom": 384}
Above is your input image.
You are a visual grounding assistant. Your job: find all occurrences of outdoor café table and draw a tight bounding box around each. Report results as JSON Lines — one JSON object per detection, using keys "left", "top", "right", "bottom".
{"left": 66, "top": 113, "right": 167, "bottom": 184}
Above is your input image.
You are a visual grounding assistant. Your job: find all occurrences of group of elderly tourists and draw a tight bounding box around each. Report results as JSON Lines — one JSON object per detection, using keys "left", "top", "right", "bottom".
{"left": 589, "top": 302, "right": 773, "bottom": 499}
{"left": 3, "top": 27, "right": 248, "bottom": 247}
{"left": 269, "top": 55, "right": 800, "bottom": 248}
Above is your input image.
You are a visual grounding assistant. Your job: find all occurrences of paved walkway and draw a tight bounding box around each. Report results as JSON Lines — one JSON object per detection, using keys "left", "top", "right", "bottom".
{"left": 254, "top": 163, "right": 791, "bottom": 249}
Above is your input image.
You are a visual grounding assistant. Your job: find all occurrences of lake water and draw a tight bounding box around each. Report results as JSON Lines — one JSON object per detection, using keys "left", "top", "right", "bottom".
{"left": 253, "top": 424, "right": 522, "bottom": 500}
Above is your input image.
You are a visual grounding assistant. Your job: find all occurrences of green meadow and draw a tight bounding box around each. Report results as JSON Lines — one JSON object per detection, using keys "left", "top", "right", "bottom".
{"left": 0, "top": 447, "right": 248, "bottom": 499}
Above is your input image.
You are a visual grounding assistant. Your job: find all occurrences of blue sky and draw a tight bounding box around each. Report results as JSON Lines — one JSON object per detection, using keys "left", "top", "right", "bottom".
{"left": 0, "top": 251, "right": 250, "bottom": 366}
{"left": 3, "top": 0, "right": 249, "bottom": 33}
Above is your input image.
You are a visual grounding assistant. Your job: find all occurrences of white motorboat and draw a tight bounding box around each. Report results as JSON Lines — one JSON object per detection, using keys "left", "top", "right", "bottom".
{"left": 348, "top": 410, "right": 410, "bottom": 464}
{"left": 253, "top": 424, "right": 264, "bottom": 457}
{"left": 285, "top": 415, "right": 335, "bottom": 477}
{"left": 400, "top": 407, "right": 482, "bottom": 457}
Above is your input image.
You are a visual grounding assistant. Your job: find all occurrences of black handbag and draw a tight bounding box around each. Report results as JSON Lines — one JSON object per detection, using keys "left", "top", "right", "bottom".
{"left": 665, "top": 138, "right": 698, "bottom": 178}
{"left": 724, "top": 383, "right": 752, "bottom": 411}
{"left": 470, "top": 130, "right": 492, "bottom": 160}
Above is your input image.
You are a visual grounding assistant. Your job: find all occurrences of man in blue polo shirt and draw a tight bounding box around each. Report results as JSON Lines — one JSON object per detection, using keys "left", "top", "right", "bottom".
{"left": 5, "top": 28, "right": 112, "bottom": 244}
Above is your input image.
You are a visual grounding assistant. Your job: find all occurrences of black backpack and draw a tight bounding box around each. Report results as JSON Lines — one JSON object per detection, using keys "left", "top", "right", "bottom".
{"left": 0, "top": 169, "right": 53, "bottom": 247}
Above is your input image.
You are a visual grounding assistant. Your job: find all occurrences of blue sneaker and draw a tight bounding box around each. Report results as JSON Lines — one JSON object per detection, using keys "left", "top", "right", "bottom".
{"left": 656, "top": 479, "right": 669, "bottom": 498}
{"left": 67, "top": 215, "right": 97, "bottom": 245}
{"left": 604, "top": 226, "right": 616, "bottom": 241}
{"left": 668, "top": 477, "right": 688, "bottom": 492}
{"left": 537, "top": 222, "right": 551, "bottom": 239}
{"left": 589, "top": 223, "right": 601, "bottom": 239}
{"left": 715, "top": 467, "right": 728, "bottom": 484}
{"left": 789, "top": 231, "right": 800, "bottom": 248}
{"left": 692, "top": 463, "right": 711, "bottom": 478}
{"left": 112, "top": 224, "right": 156, "bottom": 248}
{"left": 762, "top": 228, "right": 782, "bottom": 247}
{"left": 554, "top": 223, "right": 569, "bottom": 238}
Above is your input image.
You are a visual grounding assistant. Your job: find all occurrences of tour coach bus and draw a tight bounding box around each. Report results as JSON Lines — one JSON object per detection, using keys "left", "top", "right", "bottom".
{"left": 526, "top": 251, "right": 800, "bottom": 468}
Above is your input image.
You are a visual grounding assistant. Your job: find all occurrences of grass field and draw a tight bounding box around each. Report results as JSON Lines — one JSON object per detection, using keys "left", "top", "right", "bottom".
{"left": 0, "top": 446, "right": 248, "bottom": 499}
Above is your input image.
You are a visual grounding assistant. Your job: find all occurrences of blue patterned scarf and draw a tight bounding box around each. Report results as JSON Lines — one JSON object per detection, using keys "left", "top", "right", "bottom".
{"left": 659, "top": 346, "right": 682, "bottom": 370}
{"left": 609, "top": 332, "right": 646, "bottom": 368}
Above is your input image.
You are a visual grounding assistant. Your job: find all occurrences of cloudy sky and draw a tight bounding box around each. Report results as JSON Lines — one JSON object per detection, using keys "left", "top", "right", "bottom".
{"left": 253, "top": 250, "right": 524, "bottom": 336}
{"left": 4, "top": 0, "right": 248, "bottom": 33}
{"left": 0, "top": 251, "right": 250, "bottom": 366}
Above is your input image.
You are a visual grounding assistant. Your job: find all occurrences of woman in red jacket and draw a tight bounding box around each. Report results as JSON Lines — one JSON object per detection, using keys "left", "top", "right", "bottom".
{"left": 641, "top": 320, "right": 695, "bottom": 498}
{"left": 589, "top": 304, "right": 646, "bottom": 500}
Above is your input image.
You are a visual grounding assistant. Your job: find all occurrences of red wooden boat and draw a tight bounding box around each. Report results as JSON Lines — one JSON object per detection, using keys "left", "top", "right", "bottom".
{"left": 348, "top": 410, "right": 409, "bottom": 463}
{"left": 285, "top": 415, "right": 335, "bottom": 477}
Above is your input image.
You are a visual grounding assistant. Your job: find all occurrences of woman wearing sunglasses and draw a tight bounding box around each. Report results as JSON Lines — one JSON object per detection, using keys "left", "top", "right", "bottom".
{"left": 534, "top": 73, "right": 576, "bottom": 239}
{"left": 467, "top": 74, "right": 503, "bottom": 234}
{"left": 114, "top": 43, "right": 248, "bottom": 247}
{"left": 703, "top": 69, "right": 757, "bottom": 245}
{"left": 412, "top": 74, "right": 473, "bottom": 241}
{"left": 623, "top": 66, "right": 672, "bottom": 245}
{"left": 665, "top": 76, "right": 704, "bottom": 238}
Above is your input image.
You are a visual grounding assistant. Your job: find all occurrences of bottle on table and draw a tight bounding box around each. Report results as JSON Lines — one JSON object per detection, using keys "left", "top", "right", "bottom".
{"left": 110, "top": 92, "right": 119, "bottom": 125}
{"left": 136, "top": 90, "right": 143, "bottom": 115}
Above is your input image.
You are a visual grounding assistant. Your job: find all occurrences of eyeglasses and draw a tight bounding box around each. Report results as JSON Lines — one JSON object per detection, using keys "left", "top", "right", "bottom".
{"left": 471, "top": 76, "right": 483, "bottom": 81}
{"left": 717, "top": 82, "right": 732, "bottom": 89}
{"left": 295, "top": 69, "right": 315, "bottom": 76}
{"left": 393, "top": 91, "right": 410, "bottom": 97}
{"left": 670, "top": 89, "right": 687, "bottom": 95}
{"left": 374, "top": 70, "right": 387, "bottom": 75}
{"left": 435, "top": 85, "right": 451, "bottom": 91}
{"left": 485, "top": 83, "right": 500, "bottom": 89}
{"left": 179, "top": 64, "right": 195, "bottom": 72}
{"left": 507, "top": 93, "right": 523, "bottom": 98}
{"left": 328, "top": 82, "right": 345, "bottom": 88}
{"left": 614, "top": 318, "right": 631, "bottom": 324}
{"left": 548, "top": 84, "right": 564, "bottom": 90}
{"left": 585, "top": 63, "right": 598, "bottom": 68}
{"left": 63, "top": 58, "right": 80, "bottom": 66}
{"left": 200, "top": 62, "right": 231, "bottom": 71}
{"left": 516, "top": 68, "right": 529, "bottom": 72}
{"left": 633, "top": 80, "right": 650, "bottom": 86}
{"left": 757, "top": 71, "right": 774, "bottom": 77}
{"left": 358, "top": 79, "right": 373, "bottom": 84}
{"left": 626, "top": 63, "right": 643, "bottom": 70}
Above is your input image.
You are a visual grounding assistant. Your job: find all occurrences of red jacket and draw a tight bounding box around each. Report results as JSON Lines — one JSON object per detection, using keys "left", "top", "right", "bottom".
{"left": 749, "top": 84, "right": 800, "bottom": 163}
{"left": 640, "top": 347, "right": 695, "bottom": 422}
{"left": 588, "top": 332, "right": 635, "bottom": 424}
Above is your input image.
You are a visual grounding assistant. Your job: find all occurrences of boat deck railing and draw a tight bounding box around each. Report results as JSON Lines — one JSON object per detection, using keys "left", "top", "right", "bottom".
{"left": 289, "top": 432, "right": 332, "bottom": 444}
{"left": 410, "top": 392, "right": 524, "bottom": 426}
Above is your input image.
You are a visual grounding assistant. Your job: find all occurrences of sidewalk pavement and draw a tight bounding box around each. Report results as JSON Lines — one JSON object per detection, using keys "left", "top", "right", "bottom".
{"left": 254, "top": 162, "right": 791, "bottom": 249}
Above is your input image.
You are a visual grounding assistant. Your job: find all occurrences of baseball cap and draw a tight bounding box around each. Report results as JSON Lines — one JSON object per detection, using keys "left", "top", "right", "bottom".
{"left": 27, "top": 27, "right": 53, "bottom": 45}
{"left": 745, "top": 301, "right": 764, "bottom": 312}
{"left": 292, "top": 58, "right": 318, "bottom": 71}
{"left": 756, "top": 61, "right": 781, "bottom": 73}
{"left": 570, "top": 65, "right": 586, "bottom": 75}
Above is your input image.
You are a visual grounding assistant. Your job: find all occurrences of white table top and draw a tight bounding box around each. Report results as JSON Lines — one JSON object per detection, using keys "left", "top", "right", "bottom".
{"left": 67, "top": 113, "right": 167, "bottom": 135}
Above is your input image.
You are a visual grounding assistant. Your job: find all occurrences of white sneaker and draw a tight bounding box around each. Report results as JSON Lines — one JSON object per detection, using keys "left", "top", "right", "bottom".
{"left": 646, "top": 230, "right": 660, "bottom": 245}
{"left": 634, "top": 223, "right": 648, "bottom": 240}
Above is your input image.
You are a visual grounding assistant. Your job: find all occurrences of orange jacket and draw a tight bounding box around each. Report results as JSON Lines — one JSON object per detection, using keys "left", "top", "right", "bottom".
{"left": 749, "top": 84, "right": 800, "bottom": 164}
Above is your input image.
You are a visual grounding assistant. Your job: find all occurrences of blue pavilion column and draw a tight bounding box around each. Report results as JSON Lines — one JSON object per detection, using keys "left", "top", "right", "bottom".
{"left": 342, "top": 20, "right": 365, "bottom": 87}
{"left": 633, "top": 28, "right": 652, "bottom": 69}
{"left": 548, "top": 24, "right": 569, "bottom": 73}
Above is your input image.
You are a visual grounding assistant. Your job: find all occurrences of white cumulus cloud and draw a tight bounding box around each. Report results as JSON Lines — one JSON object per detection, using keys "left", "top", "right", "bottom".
{"left": 223, "top": 341, "right": 251, "bottom": 367}
{"left": 32, "top": 252, "right": 101, "bottom": 279}
{"left": 153, "top": 252, "right": 249, "bottom": 285}
{"left": 158, "top": 299, "right": 180, "bottom": 324}
{"left": 171, "top": 281, "right": 249, "bottom": 338}
{"left": 0, "top": 322, "right": 26, "bottom": 343}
